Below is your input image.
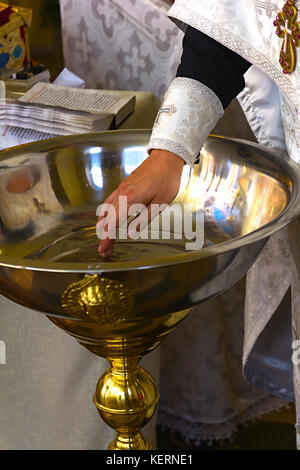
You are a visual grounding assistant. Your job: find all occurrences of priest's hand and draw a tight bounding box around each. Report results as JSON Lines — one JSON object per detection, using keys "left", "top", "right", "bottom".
{"left": 97, "top": 149, "right": 184, "bottom": 258}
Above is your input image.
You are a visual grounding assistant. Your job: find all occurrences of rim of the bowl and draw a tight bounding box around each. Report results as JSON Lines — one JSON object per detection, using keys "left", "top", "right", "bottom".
{"left": 0, "top": 129, "right": 299, "bottom": 274}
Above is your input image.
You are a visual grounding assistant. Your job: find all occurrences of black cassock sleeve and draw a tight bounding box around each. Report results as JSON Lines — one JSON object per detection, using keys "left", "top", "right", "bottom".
{"left": 176, "top": 26, "right": 251, "bottom": 109}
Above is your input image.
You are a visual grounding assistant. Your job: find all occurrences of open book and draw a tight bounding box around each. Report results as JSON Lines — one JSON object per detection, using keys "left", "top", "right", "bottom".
{"left": 20, "top": 83, "right": 136, "bottom": 129}
{"left": 0, "top": 83, "right": 136, "bottom": 148}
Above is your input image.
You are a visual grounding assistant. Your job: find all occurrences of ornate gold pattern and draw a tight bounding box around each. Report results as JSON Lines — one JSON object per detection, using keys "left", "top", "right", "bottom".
{"left": 62, "top": 274, "right": 134, "bottom": 324}
{"left": 0, "top": 5, "right": 32, "bottom": 68}
{"left": 274, "top": 1, "right": 300, "bottom": 74}
{"left": 0, "top": 27, "right": 25, "bottom": 68}
{"left": 59, "top": 273, "right": 190, "bottom": 449}
{"left": 60, "top": 273, "right": 190, "bottom": 449}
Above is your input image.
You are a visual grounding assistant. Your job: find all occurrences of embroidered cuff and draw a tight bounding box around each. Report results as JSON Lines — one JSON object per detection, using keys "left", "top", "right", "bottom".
{"left": 148, "top": 77, "right": 224, "bottom": 166}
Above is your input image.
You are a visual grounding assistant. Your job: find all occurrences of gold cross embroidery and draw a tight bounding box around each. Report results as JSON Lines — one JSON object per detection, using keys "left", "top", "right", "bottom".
{"left": 274, "top": 0, "right": 300, "bottom": 74}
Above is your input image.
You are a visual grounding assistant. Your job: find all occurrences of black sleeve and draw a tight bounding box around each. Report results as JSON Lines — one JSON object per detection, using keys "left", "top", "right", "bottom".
{"left": 176, "top": 26, "right": 251, "bottom": 109}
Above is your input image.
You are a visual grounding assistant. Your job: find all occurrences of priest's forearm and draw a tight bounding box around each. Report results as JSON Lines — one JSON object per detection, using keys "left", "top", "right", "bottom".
{"left": 148, "top": 26, "right": 252, "bottom": 166}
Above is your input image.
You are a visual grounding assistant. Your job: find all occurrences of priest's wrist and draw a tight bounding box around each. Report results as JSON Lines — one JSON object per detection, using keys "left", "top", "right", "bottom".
{"left": 148, "top": 148, "right": 185, "bottom": 172}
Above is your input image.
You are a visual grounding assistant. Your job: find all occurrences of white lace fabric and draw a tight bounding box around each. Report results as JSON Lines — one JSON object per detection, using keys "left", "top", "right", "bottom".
{"left": 147, "top": 77, "right": 224, "bottom": 166}
{"left": 158, "top": 395, "right": 289, "bottom": 444}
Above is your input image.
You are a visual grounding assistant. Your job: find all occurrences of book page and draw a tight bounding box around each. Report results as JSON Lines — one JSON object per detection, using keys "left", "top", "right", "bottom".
{"left": 20, "top": 83, "right": 134, "bottom": 115}
{"left": 0, "top": 125, "right": 56, "bottom": 150}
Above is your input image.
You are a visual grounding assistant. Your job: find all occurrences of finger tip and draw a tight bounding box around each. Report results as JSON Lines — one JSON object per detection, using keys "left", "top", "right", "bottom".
{"left": 98, "top": 242, "right": 113, "bottom": 259}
